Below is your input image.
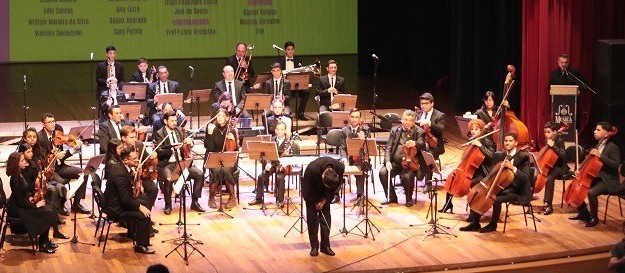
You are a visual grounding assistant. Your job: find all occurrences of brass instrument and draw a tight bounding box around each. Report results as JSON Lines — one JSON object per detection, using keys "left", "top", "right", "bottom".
{"left": 235, "top": 44, "right": 254, "bottom": 81}
{"left": 282, "top": 59, "right": 321, "bottom": 77}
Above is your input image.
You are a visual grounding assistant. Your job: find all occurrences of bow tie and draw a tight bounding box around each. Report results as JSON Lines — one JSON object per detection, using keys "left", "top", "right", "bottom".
{"left": 286, "top": 59, "right": 293, "bottom": 62}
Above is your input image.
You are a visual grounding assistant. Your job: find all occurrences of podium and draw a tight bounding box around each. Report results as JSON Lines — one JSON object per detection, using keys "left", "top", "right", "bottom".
{"left": 550, "top": 85, "right": 578, "bottom": 142}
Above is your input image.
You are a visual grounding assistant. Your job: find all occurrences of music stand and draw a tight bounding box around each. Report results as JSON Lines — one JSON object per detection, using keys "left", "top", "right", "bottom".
{"left": 204, "top": 151, "right": 239, "bottom": 218}
{"left": 331, "top": 111, "right": 351, "bottom": 128}
{"left": 62, "top": 171, "right": 96, "bottom": 247}
{"left": 331, "top": 94, "right": 357, "bottom": 111}
{"left": 155, "top": 93, "right": 184, "bottom": 110}
{"left": 455, "top": 116, "right": 472, "bottom": 139}
{"left": 68, "top": 125, "right": 95, "bottom": 169}
{"left": 243, "top": 93, "right": 272, "bottom": 127}
{"left": 346, "top": 137, "right": 381, "bottom": 239}
{"left": 253, "top": 73, "right": 272, "bottom": 90}
{"left": 121, "top": 82, "right": 148, "bottom": 101}
{"left": 160, "top": 158, "right": 196, "bottom": 230}
{"left": 84, "top": 154, "right": 104, "bottom": 219}
{"left": 246, "top": 141, "right": 279, "bottom": 215}
{"left": 285, "top": 73, "right": 312, "bottom": 128}
{"left": 184, "top": 89, "right": 211, "bottom": 130}
{"left": 240, "top": 134, "right": 271, "bottom": 153}
{"left": 119, "top": 102, "right": 147, "bottom": 123}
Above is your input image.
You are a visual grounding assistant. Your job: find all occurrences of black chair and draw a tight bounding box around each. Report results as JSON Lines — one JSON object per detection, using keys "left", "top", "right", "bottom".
{"left": 0, "top": 201, "right": 37, "bottom": 255}
{"left": 92, "top": 186, "right": 135, "bottom": 253}
{"left": 503, "top": 167, "right": 538, "bottom": 233}
{"left": 316, "top": 111, "right": 333, "bottom": 154}
{"left": 320, "top": 129, "right": 343, "bottom": 160}
{"left": 602, "top": 163, "right": 625, "bottom": 224}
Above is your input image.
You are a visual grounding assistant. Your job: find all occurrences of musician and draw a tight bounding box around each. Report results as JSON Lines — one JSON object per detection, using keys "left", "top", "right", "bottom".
{"left": 339, "top": 109, "right": 370, "bottom": 205}
{"left": 226, "top": 43, "right": 255, "bottom": 87}
{"left": 147, "top": 65, "right": 180, "bottom": 125}
{"left": 569, "top": 122, "right": 621, "bottom": 227}
{"left": 440, "top": 119, "right": 495, "bottom": 214}
{"left": 99, "top": 105, "right": 130, "bottom": 154}
{"left": 120, "top": 125, "right": 159, "bottom": 212}
{"left": 213, "top": 65, "right": 249, "bottom": 118}
{"left": 96, "top": 45, "right": 125, "bottom": 100}
{"left": 316, "top": 60, "right": 345, "bottom": 112}
{"left": 302, "top": 157, "right": 344, "bottom": 256}
{"left": 153, "top": 111, "right": 205, "bottom": 214}
{"left": 98, "top": 77, "right": 128, "bottom": 121}
{"left": 276, "top": 41, "right": 309, "bottom": 120}
{"left": 152, "top": 102, "right": 186, "bottom": 133}
{"left": 460, "top": 132, "right": 531, "bottom": 233}
{"left": 265, "top": 99, "right": 292, "bottom": 139}
{"left": 258, "top": 62, "right": 292, "bottom": 116}
{"left": 541, "top": 121, "right": 569, "bottom": 215}
{"left": 473, "top": 91, "right": 509, "bottom": 125}
{"left": 37, "top": 113, "right": 91, "bottom": 214}
{"left": 5, "top": 152, "right": 60, "bottom": 254}
{"left": 103, "top": 148, "right": 155, "bottom": 254}
{"left": 130, "top": 58, "right": 157, "bottom": 83}
{"left": 204, "top": 108, "right": 239, "bottom": 209}
{"left": 379, "top": 110, "right": 427, "bottom": 207}
{"left": 211, "top": 92, "right": 236, "bottom": 117}
{"left": 249, "top": 121, "right": 300, "bottom": 207}
{"left": 549, "top": 54, "right": 588, "bottom": 86}
{"left": 416, "top": 92, "right": 446, "bottom": 159}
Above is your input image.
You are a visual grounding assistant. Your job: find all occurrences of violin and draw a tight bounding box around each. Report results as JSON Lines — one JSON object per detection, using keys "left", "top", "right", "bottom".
{"left": 400, "top": 127, "right": 421, "bottom": 172}
{"left": 221, "top": 118, "right": 239, "bottom": 152}
{"left": 533, "top": 123, "right": 570, "bottom": 193}
{"left": 33, "top": 161, "right": 48, "bottom": 203}
{"left": 414, "top": 106, "right": 438, "bottom": 148}
{"left": 131, "top": 169, "right": 143, "bottom": 198}
{"left": 140, "top": 154, "right": 159, "bottom": 181}
{"left": 466, "top": 158, "right": 516, "bottom": 215}
{"left": 53, "top": 131, "right": 81, "bottom": 148}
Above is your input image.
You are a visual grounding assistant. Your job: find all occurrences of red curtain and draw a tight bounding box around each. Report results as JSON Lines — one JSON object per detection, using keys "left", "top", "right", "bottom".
{"left": 521, "top": 0, "right": 624, "bottom": 144}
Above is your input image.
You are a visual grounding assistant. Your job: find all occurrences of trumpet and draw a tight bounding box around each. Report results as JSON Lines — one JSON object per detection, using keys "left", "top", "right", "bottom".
{"left": 235, "top": 44, "right": 254, "bottom": 81}
{"left": 283, "top": 59, "right": 321, "bottom": 77}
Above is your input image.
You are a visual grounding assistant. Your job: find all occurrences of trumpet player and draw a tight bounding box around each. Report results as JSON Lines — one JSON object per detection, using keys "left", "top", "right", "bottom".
{"left": 226, "top": 43, "right": 255, "bottom": 88}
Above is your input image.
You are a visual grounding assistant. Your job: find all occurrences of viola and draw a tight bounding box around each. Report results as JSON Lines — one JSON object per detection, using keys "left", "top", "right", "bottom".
{"left": 466, "top": 159, "right": 515, "bottom": 215}
{"left": 533, "top": 123, "right": 570, "bottom": 193}
{"left": 33, "top": 162, "right": 48, "bottom": 203}
{"left": 131, "top": 169, "right": 143, "bottom": 198}
{"left": 414, "top": 106, "right": 438, "bottom": 148}
{"left": 221, "top": 118, "right": 239, "bottom": 152}
{"left": 401, "top": 127, "right": 420, "bottom": 172}
{"left": 140, "top": 156, "right": 159, "bottom": 181}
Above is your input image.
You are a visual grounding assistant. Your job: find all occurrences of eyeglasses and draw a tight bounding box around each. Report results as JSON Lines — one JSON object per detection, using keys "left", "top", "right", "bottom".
{"left": 44, "top": 120, "right": 56, "bottom": 124}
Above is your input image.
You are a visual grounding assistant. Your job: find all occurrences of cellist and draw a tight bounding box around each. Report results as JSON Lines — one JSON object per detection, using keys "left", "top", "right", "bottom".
{"left": 541, "top": 121, "right": 569, "bottom": 215}
{"left": 569, "top": 122, "right": 621, "bottom": 227}
{"left": 440, "top": 119, "right": 495, "bottom": 213}
{"left": 204, "top": 108, "right": 239, "bottom": 209}
{"left": 460, "top": 132, "right": 530, "bottom": 233}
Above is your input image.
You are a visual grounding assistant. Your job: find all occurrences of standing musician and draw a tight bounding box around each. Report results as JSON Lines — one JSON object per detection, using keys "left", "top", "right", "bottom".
{"left": 103, "top": 148, "right": 155, "bottom": 254}
{"left": 440, "top": 119, "right": 495, "bottom": 214}
{"left": 5, "top": 152, "right": 61, "bottom": 254}
{"left": 226, "top": 43, "right": 255, "bottom": 88}
{"left": 277, "top": 41, "right": 309, "bottom": 120}
{"left": 339, "top": 109, "right": 370, "bottom": 205}
{"left": 473, "top": 91, "right": 509, "bottom": 125}
{"left": 96, "top": 45, "right": 125, "bottom": 100}
{"left": 265, "top": 99, "right": 293, "bottom": 140}
{"left": 204, "top": 108, "right": 239, "bottom": 209}
{"left": 379, "top": 109, "right": 427, "bottom": 207}
{"left": 99, "top": 105, "right": 130, "bottom": 154}
{"left": 248, "top": 121, "right": 300, "bottom": 207}
{"left": 147, "top": 65, "right": 181, "bottom": 125}
{"left": 37, "top": 113, "right": 91, "bottom": 214}
{"left": 302, "top": 157, "right": 344, "bottom": 257}
{"left": 213, "top": 65, "right": 250, "bottom": 118}
{"left": 256, "top": 62, "right": 292, "bottom": 116}
{"left": 415, "top": 92, "right": 445, "bottom": 188}
{"left": 131, "top": 58, "right": 157, "bottom": 83}
{"left": 316, "top": 60, "right": 345, "bottom": 112}
{"left": 120, "top": 125, "right": 159, "bottom": 213}
{"left": 153, "top": 111, "right": 205, "bottom": 215}
{"left": 460, "top": 132, "right": 530, "bottom": 233}
{"left": 569, "top": 122, "right": 621, "bottom": 227}
{"left": 541, "top": 121, "right": 569, "bottom": 215}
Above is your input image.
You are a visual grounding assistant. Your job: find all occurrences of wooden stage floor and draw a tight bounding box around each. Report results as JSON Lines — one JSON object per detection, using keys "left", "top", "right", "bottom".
{"left": 0, "top": 110, "right": 621, "bottom": 273}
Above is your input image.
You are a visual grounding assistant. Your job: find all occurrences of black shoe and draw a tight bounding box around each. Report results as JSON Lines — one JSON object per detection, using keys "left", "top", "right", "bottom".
{"left": 479, "top": 223, "right": 498, "bottom": 233}
{"left": 543, "top": 205, "right": 553, "bottom": 215}
{"left": 58, "top": 219, "right": 66, "bottom": 225}
{"left": 310, "top": 248, "right": 319, "bottom": 256}
{"left": 381, "top": 199, "right": 398, "bottom": 205}
{"left": 405, "top": 200, "right": 414, "bottom": 207}
{"left": 190, "top": 201, "right": 205, "bottom": 212}
{"left": 569, "top": 213, "right": 590, "bottom": 221}
{"left": 60, "top": 207, "right": 70, "bottom": 216}
{"left": 585, "top": 217, "right": 599, "bottom": 227}
{"left": 46, "top": 241, "right": 59, "bottom": 249}
{"left": 438, "top": 203, "right": 454, "bottom": 214}
{"left": 331, "top": 195, "right": 340, "bottom": 204}
{"left": 53, "top": 231, "right": 69, "bottom": 239}
{"left": 134, "top": 245, "right": 156, "bottom": 254}
{"left": 39, "top": 244, "right": 56, "bottom": 254}
{"left": 297, "top": 114, "right": 308, "bottom": 120}
{"left": 320, "top": 246, "right": 335, "bottom": 256}
{"left": 248, "top": 199, "right": 263, "bottom": 206}
{"left": 459, "top": 222, "right": 481, "bottom": 232}
{"left": 151, "top": 227, "right": 159, "bottom": 234}
{"left": 71, "top": 204, "right": 91, "bottom": 214}
{"left": 164, "top": 206, "right": 172, "bottom": 215}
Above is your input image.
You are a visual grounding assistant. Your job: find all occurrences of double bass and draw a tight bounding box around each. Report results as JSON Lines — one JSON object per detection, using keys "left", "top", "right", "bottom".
{"left": 491, "top": 65, "right": 530, "bottom": 150}
{"left": 533, "top": 123, "right": 570, "bottom": 193}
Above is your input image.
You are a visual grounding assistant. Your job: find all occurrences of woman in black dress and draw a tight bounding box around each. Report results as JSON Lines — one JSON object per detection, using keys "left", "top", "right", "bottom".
{"left": 6, "top": 152, "right": 59, "bottom": 253}
{"left": 204, "top": 108, "right": 239, "bottom": 209}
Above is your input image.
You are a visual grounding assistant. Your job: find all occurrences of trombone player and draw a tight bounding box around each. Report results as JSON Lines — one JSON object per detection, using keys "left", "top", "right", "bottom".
{"left": 226, "top": 43, "right": 255, "bottom": 88}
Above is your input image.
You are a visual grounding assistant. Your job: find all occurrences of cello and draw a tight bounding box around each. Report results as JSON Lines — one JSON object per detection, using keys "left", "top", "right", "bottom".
{"left": 466, "top": 158, "right": 515, "bottom": 215}
{"left": 491, "top": 65, "right": 530, "bottom": 150}
{"left": 533, "top": 123, "right": 570, "bottom": 193}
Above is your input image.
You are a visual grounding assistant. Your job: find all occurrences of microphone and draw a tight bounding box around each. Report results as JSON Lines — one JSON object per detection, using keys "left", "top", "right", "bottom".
{"left": 90, "top": 52, "right": 93, "bottom": 60}
{"left": 188, "top": 66, "right": 194, "bottom": 71}
{"left": 272, "top": 44, "right": 284, "bottom": 51}
{"left": 564, "top": 67, "right": 569, "bottom": 76}
{"left": 23, "top": 75, "right": 26, "bottom": 85}
{"left": 371, "top": 54, "right": 379, "bottom": 60}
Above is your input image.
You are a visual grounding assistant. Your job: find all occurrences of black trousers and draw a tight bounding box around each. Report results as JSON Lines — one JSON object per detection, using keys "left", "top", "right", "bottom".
{"left": 255, "top": 165, "right": 286, "bottom": 203}
{"left": 577, "top": 178, "right": 610, "bottom": 217}
{"left": 305, "top": 199, "right": 331, "bottom": 249}
{"left": 138, "top": 179, "right": 158, "bottom": 210}
{"left": 468, "top": 190, "right": 519, "bottom": 225}
{"left": 123, "top": 212, "right": 151, "bottom": 247}
{"left": 379, "top": 165, "right": 416, "bottom": 202}
{"left": 158, "top": 162, "right": 204, "bottom": 206}
{"left": 291, "top": 89, "right": 310, "bottom": 116}
{"left": 543, "top": 168, "right": 563, "bottom": 205}
{"left": 53, "top": 164, "right": 86, "bottom": 205}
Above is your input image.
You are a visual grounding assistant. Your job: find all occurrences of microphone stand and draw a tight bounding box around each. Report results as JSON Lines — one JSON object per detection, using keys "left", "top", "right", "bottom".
{"left": 371, "top": 56, "right": 379, "bottom": 139}
{"left": 565, "top": 69, "right": 597, "bottom": 95}
{"left": 22, "top": 75, "right": 29, "bottom": 131}
{"left": 189, "top": 68, "right": 195, "bottom": 130}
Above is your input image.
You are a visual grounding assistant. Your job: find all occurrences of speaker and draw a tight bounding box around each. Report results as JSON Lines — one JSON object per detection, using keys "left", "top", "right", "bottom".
{"left": 596, "top": 39, "right": 625, "bottom": 104}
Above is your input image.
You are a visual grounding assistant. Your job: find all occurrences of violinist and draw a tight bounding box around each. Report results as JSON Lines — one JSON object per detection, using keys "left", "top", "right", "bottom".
{"left": 460, "top": 133, "right": 530, "bottom": 233}
{"left": 569, "top": 122, "right": 621, "bottom": 227}
{"left": 226, "top": 43, "right": 255, "bottom": 88}
{"left": 37, "top": 113, "right": 91, "bottom": 214}
{"left": 120, "top": 125, "right": 159, "bottom": 212}
{"left": 265, "top": 99, "right": 293, "bottom": 140}
{"left": 339, "top": 109, "right": 370, "bottom": 205}
{"left": 541, "top": 121, "right": 569, "bottom": 215}
{"left": 153, "top": 111, "right": 205, "bottom": 215}
{"left": 204, "top": 108, "right": 239, "bottom": 209}
{"left": 99, "top": 105, "right": 131, "bottom": 154}
{"left": 440, "top": 119, "right": 495, "bottom": 214}
{"left": 416, "top": 92, "right": 445, "bottom": 188}
{"left": 248, "top": 121, "right": 300, "bottom": 208}
{"left": 473, "top": 91, "right": 509, "bottom": 125}
{"left": 379, "top": 110, "right": 427, "bottom": 207}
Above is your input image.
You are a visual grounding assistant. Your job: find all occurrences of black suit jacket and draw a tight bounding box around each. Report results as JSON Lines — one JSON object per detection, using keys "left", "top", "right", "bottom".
{"left": 213, "top": 79, "right": 246, "bottom": 109}
{"left": 98, "top": 120, "right": 130, "bottom": 154}
{"left": 96, "top": 61, "right": 125, "bottom": 94}
{"left": 475, "top": 136, "right": 496, "bottom": 177}
{"left": 384, "top": 125, "right": 426, "bottom": 164}
{"left": 130, "top": 69, "right": 157, "bottom": 83}
{"left": 226, "top": 55, "right": 255, "bottom": 85}
{"left": 152, "top": 126, "right": 186, "bottom": 168}
{"left": 549, "top": 67, "right": 587, "bottom": 86}
{"left": 103, "top": 160, "right": 141, "bottom": 218}
{"left": 147, "top": 80, "right": 180, "bottom": 114}
{"left": 301, "top": 157, "right": 344, "bottom": 203}
{"left": 277, "top": 56, "right": 304, "bottom": 70}
{"left": 547, "top": 135, "right": 569, "bottom": 175}
{"left": 37, "top": 125, "right": 72, "bottom": 165}
{"left": 416, "top": 108, "right": 446, "bottom": 157}
{"left": 598, "top": 141, "right": 622, "bottom": 193}
{"left": 263, "top": 77, "right": 291, "bottom": 103}
{"left": 316, "top": 75, "right": 345, "bottom": 107}
{"left": 492, "top": 150, "right": 531, "bottom": 195}
{"left": 339, "top": 124, "right": 370, "bottom": 160}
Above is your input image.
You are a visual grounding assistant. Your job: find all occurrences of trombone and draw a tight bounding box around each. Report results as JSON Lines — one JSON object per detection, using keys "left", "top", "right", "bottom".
{"left": 235, "top": 44, "right": 254, "bottom": 81}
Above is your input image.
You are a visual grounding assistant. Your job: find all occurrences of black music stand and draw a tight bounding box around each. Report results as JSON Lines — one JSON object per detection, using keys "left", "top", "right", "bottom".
{"left": 253, "top": 73, "right": 272, "bottom": 90}
{"left": 245, "top": 141, "right": 279, "bottom": 216}
{"left": 331, "top": 94, "right": 357, "bottom": 111}
{"left": 160, "top": 159, "right": 197, "bottom": 230}
{"left": 68, "top": 124, "right": 95, "bottom": 169}
{"left": 285, "top": 72, "right": 312, "bottom": 127}
{"left": 119, "top": 102, "right": 147, "bottom": 124}
{"left": 184, "top": 89, "right": 211, "bottom": 130}
{"left": 63, "top": 170, "right": 96, "bottom": 247}
{"left": 331, "top": 111, "right": 351, "bottom": 128}
{"left": 83, "top": 154, "right": 104, "bottom": 220}
{"left": 243, "top": 93, "right": 272, "bottom": 127}
{"left": 204, "top": 151, "right": 239, "bottom": 218}
{"left": 121, "top": 82, "right": 148, "bottom": 102}
{"left": 155, "top": 93, "right": 185, "bottom": 110}
{"left": 346, "top": 137, "right": 381, "bottom": 239}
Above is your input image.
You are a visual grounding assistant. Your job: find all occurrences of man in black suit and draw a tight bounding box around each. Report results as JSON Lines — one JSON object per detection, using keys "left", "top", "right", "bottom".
{"left": 213, "top": 65, "right": 249, "bottom": 118}
{"left": 153, "top": 111, "right": 205, "bottom": 215}
{"left": 98, "top": 105, "right": 130, "bottom": 154}
{"left": 569, "top": 122, "right": 621, "bottom": 227}
{"left": 549, "top": 54, "right": 588, "bottom": 86}
{"left": 302, "top": 157, "right": 344, "bottom": 257}
{"left": 147, "top": 65, "right": 181, "bottom": 126}
{"left": 37, "top": 113, "right": 91, "bottom": 214}
{"left": 416, "top": 92, "right": 446, "bottom": 189}
{"left": 277, "top": 41, "right": 309, "bottom": 120}
{"left": 379, "top": 110, "right": 427, "bottom": 207}
{"left": 120, "top": 125, "right": 159, "bottom": 213}
{"left": 96, "top": 46, "right": 124, "bottom": 100}
{"left": 316, "top": 60, "right": 345, "bottom": 112}
{"left": 130, "top": 58, "right": 157, "bottom": 83}
{"left": 460, "top": 132, "right": 531, "bottom": 233}
{"left": 225, "top": 43, "right": 255, "bottom": 88}
{"left": 259, "top": 62, "right": 292, "bottom": 116}
{"left": 103, "top": 148, "right": 154, "bottom": 254}
{"left": 339, "top": 109, "right": 369, "bottom": 204}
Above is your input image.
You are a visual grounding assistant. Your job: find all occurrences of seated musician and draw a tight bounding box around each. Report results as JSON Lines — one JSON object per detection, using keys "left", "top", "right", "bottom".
{"left": 211, "top": 92, "right": 236, "bottom": 117}
{"left": 120, "top": 125, "right": 159, "bottom": 215}
{"left": 147, "top": 66, "right": 182, "bottom": 125}
{"left": 473, "top": 91, "right": 509, "bottom": 125}
{"left": 103, "top": 148, "right": 155, "bottom": 254}
{"left": 316, "top": 60, "right": 345, "bottom": 112}
{"left": 249, "top": 121, "right": 300, "bottom": 208}
{"left": 204, "top": 108, "right": 239, "bottom": 209}
{"left": 130, "top": 58, "right": 157, "bottom": 83}
{"left": 37, "top": 113, "right": 91, "bottom": 214}
{"left": 213, "top": 65, "right": 250, "bottom": 118}
{"left": 98, "top": 77, "right": 128, "bottom": 120}
{"left": 5, "top": 152, "right": 61, "bottom": 254}
{"left": 569, "top": 122, "right": 621, "bottom": 227}
{"left": 338, "top": 109, "right": 370, "bottom": 206}
{"left": 99, "top": 105, "right": 131, "bottom": 154}
{"left": 460, "top": 132, "right": 530, "bottom": 233}
{"left": 152, "top": 102, "right": 186, "bottom": 133}
{"left": 440, "top": 119, "right": 495, "bottom": 214}
{"left": 416, "top": 92, "right": 445, "bottom": 187}
{"left": 254, "top": 62, "right": 292, "bottom": 116}
{"left": 265, "top": 99, "right": 293, "bottom": 140}
{"left": 379, "top": 109, "right": 427, "bottom": 207}
{"left": 153, "top": 111, "right": 205, "bottom": 214}
{"left": 541, "top": 121, "right": 569, "bottom": 215}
